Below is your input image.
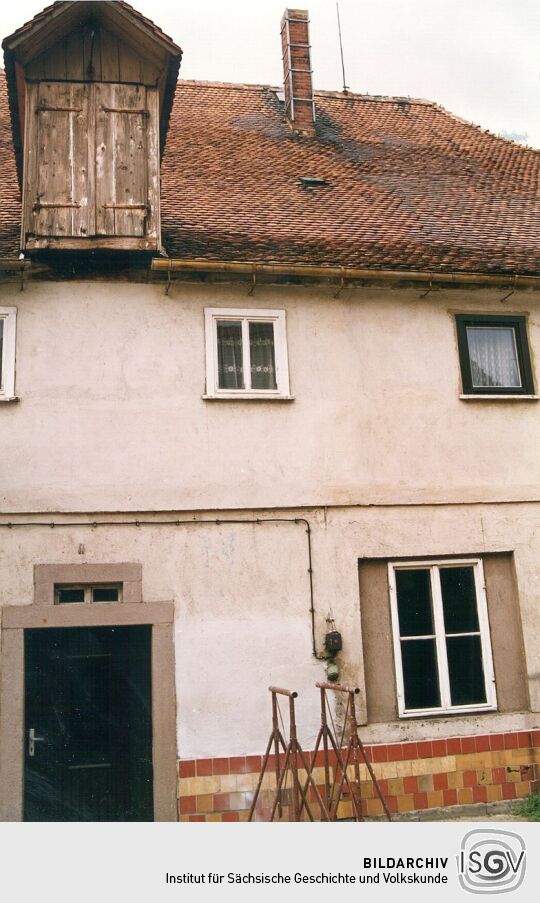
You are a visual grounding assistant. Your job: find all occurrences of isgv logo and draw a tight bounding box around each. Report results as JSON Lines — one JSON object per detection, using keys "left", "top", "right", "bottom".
{"left": 458, "top": 829, "right": 526, "bottom": 894}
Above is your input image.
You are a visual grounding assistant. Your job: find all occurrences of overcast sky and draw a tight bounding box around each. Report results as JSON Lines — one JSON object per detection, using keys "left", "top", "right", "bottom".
{"left": 2, "top": 0, "right": 539, "bottom": 147}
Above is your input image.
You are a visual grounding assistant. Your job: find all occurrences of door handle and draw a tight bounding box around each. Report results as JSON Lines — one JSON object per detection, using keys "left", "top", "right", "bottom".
{"left": 28, "top": 727, "right": 45, "bottom": 757}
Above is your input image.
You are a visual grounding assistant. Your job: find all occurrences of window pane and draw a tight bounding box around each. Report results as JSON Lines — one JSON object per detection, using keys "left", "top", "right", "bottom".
{"left": 466, "top": 326, "right": 521, "bottom": 388}
{"left": 0, "top": 318, "right": 4, "bottom": 389}
{"left": 217, "top": 320, "right": 244, "bottom": 389}
{"left": 446, "top": 635, "right": 487, "bottom": 705}
{"left": 401, "top": 639, "right": 441, "bottom": 709}
{"left": 395, "top": 569, "right": 434, "bottom": 636}
{"left": 56, "top": 587, "right": 85, "bottom": 604}
{"left": 249, "top": 321, "right": 277, "bottom": 390}
{"left": 92, "top": 587, "right": 119, "bottom": 603}
{"left": 440, "top": 566, "right": 479, "bottom": 633}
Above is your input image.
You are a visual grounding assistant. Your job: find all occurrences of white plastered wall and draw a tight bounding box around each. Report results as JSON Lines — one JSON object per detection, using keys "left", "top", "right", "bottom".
{"left": 0, "top": 279, "right": 538, "bottom": 512}
{"left": 0, "top": 277, "right": 538, "bottom": 755}
{"left": 0, "top": 501, "right": 538, "bottom": 758}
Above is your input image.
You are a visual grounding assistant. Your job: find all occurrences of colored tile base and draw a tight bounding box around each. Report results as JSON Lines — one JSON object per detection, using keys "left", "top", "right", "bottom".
{"left": 177, "top": 730, "right": 540, "bottom": 821}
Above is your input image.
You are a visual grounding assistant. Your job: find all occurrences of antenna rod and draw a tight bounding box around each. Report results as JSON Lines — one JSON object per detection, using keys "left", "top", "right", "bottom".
{"left": 336, "top": 3, "right": 349, "bottom": 93}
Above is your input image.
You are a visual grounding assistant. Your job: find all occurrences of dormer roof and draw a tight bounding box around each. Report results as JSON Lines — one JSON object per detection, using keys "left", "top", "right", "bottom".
{"left": 2, "top": 1, "right": 182, "bottom": 182}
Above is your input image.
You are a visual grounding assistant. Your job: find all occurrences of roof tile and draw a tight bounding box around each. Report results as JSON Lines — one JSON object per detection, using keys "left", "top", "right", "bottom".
{"left": 0, "top": 73, "right": 538, "bottom": 274}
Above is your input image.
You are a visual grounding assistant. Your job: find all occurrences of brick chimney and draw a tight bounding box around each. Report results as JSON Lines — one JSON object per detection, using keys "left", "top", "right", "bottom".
{"left": 280, "top": 9, "right": 315, "bottom": 136}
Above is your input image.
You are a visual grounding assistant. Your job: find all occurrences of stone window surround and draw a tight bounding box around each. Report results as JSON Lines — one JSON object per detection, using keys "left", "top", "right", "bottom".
{"left": 0, "top": 561, "right": 177, "bottom": 822}
{"left": 358, "top": 551, "right": 530, "bottom": 726}
{"left": 34, "top": 562, "right": 143, "bottom": 606}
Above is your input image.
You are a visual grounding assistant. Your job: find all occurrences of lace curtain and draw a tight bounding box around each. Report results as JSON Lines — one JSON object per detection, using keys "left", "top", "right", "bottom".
{"left": 217, "top": 319, "right": 276, "bottom": 390}
{"left": 466, "top": 326, "right": 521, "bottom": 388}
{"left": 249, "top": 322, "right": 277, "bottom": 390}
{"left": 217, "top": 321, "right": 244, "bottom": 389}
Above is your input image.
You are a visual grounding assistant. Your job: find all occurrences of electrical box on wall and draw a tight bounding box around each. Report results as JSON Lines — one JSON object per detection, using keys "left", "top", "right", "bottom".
{"left": 324, "top": 629, "right": 342, "bottom": 655}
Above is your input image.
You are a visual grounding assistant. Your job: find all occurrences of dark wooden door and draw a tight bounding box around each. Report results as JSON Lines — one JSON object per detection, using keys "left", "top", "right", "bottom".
{"left": 24, "top": 625, "right": 153, "bottom": 822}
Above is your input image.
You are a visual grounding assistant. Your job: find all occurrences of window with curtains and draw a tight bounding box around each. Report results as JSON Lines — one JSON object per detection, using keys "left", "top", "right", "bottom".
{"left": 204, "top": 309, "right": 291, "bottom": 399}
{"left": 388, "top": 560, "right": 496, "bottom": 717}
{"left": 0, "top": 307, "right": 17, "bottom": 400}
{"left": 456, "top": 314, "right": 534, "bottom": 395}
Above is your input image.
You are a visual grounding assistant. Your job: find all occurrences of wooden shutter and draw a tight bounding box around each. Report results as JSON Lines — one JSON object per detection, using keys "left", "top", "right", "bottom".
{"left": 95, "top": 83, "right": 158, "bottom": 238}
{"left": 25, "top": 82, "right": 91, "bottom": 238}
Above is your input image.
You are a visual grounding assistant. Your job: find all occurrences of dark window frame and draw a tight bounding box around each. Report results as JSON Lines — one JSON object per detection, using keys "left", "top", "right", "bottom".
{"left": 456, "top": 314, "right": 534, "bottom": 395}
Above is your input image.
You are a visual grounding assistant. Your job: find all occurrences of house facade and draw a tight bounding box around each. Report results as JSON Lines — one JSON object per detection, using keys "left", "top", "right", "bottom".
{"left": 0, "top": 2, "right": 539, "bottom": 822}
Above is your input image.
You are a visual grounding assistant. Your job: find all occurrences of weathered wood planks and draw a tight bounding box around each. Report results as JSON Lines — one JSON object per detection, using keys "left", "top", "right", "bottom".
{"left": 26, "top": 23, "right": 161, "bottom": 86}
{"left": 23, "top": 80, "right": 160, "bottom": 248}
{"left": 95, "top": 83, "right": 149, "bottom": 237}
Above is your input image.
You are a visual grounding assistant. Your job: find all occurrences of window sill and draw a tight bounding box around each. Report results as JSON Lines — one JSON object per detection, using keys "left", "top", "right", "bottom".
{"left": 399, "top": 704, "right": 497, "bottom": 719}
{"left": 459, "top": 394, "right": 538, "bottom": 402}
{"left": 202, "top": 393, "right": 295, "bottom": 402}
{"left": 0, "top": 396, "right": 19, "bottom": 404}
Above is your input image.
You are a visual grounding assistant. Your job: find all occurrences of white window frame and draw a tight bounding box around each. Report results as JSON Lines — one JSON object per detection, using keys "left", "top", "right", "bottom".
{"left": 388, "top": 558, "right": 497, "bottom": 718}
{"left": 204, "top": 308, "right": 291, "bottom": 400}
{"left": 54, "top": 583, "right": 123, "bottom": 605}
{"left": 0, "top": 307, "right": 17, "bottom": 399}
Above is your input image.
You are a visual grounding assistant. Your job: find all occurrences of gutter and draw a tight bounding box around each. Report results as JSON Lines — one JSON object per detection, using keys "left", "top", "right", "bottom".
{"left": 151, "top": 258, "right": 540, "bottom": 290}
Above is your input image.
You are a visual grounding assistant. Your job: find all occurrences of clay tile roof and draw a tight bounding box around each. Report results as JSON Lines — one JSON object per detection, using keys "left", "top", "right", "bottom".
{"left": 160, "top": 82, "right": 540, "bottom": 275}
{"left": 0, "top": 71, "right": 21, "bottom": 256}
{"left": 0, "top": 73, "right": 539, "bottom": 274}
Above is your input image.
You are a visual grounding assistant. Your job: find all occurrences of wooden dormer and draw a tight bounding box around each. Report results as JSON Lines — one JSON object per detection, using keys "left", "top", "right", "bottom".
{"left": 2, "top": 1, "right": 181, "bottom": 253}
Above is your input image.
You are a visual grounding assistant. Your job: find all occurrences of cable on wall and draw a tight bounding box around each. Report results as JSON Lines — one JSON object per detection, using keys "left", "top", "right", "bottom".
{"left": 1, "top": 515, "right": 322, "bottom": 657}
